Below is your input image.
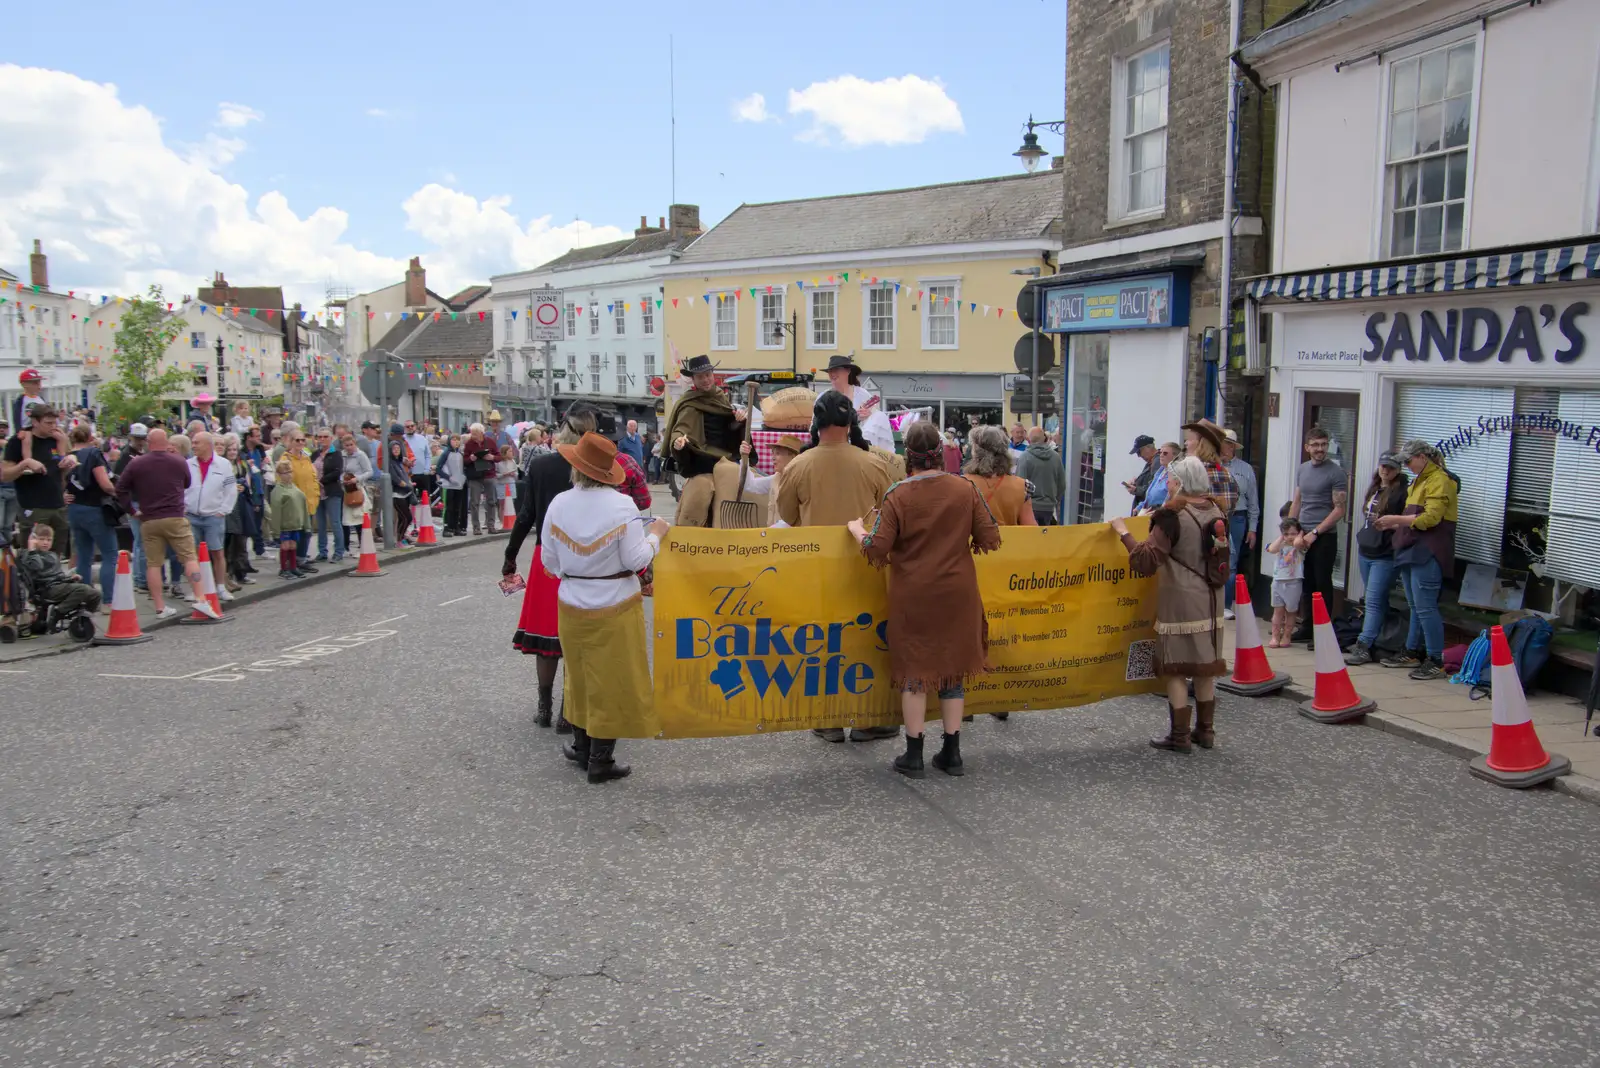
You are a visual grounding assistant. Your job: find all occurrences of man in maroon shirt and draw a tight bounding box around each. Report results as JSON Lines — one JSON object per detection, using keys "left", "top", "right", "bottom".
{"left": 115, "top": 428, "right": 220, "bottom": 620}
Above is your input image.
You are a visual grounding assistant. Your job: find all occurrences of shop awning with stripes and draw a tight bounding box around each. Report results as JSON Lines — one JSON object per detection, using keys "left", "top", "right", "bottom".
{"left": 1244, "top": 239, "right": 1600, "bottom": 303}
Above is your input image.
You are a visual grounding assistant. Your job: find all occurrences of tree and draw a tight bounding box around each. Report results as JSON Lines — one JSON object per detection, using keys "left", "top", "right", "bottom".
{"left": 95, "top": 284, "right": 197, "bottom": 431}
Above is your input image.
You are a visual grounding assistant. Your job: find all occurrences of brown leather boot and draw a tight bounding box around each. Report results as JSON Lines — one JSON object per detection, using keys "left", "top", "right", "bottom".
{"left": 1150, "top": 703, "right": 1194, "bottom": 753}
{"left": 1193, "top": 699, "right": 1216, "bottom": 750}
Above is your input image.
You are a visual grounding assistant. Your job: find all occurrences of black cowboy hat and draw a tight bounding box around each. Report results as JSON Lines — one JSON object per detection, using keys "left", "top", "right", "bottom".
{"left": 825, "top": 354, "right": 862, "bottom": 386}
{"left": 682, "top": 354, "right": 719, "bottom": 376}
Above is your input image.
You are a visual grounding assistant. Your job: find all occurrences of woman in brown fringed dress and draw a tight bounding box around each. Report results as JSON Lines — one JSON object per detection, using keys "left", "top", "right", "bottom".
{"left": 1111, "top": 455, "right": 1229, "bottom": 754}
{"left": 848, "top": 422, "right": 1002, "bottom": 779}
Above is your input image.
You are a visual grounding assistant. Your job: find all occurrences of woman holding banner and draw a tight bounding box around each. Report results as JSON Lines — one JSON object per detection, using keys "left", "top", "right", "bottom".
{"left": 848, "top": 421, "right": 1002, "bottom": 779}
{"left": 540, "top": 432, "right": 669, "bottom": 783}
{"left": 1110, "top": 456, "right": 1229, "bottom": 754}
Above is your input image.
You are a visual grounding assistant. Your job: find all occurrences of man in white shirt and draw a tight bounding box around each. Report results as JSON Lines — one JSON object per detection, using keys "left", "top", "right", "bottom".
{"left": 184, "top": 431, "right": 238, "bottom": 600}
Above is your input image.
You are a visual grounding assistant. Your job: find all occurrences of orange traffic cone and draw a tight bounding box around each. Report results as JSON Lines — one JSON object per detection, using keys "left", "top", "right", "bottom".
{"left": 1298, "top": 592, "right": 1372, "bottom": 723}
{"left": 93, "top": 550, "right": 152, "bottom": 646}
{"left": 502, "top": 483, "right": 517, "bottom": 526}
{"left": 348, "top": 513, "right": 385, "bottom": 577}
{"left": 415, "top": 491, "right": 438, "bottom": 545}
{"left": 183, "top": 542, "right": 231, "bottom": 625}
{"left": 1218, "top": 574, "right": 1290, "bottom": 697}
{"left": 1469, "top": 625, "right": 1571, "bottom": 788}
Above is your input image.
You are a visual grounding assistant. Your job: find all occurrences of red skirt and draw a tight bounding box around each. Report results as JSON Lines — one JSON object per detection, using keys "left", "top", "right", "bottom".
{"left": 511, "top": 545, "right": 562, "bottom": 657}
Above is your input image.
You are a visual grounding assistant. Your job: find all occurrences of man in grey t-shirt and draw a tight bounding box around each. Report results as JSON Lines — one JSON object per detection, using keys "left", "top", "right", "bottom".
{"left": 1288, "top": 425, "right": 1348, "bottom": 643}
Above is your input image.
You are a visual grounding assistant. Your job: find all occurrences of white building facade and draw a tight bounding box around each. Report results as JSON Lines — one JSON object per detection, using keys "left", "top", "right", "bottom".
{"left": 0, "top": 251, "right": 95, "bottom": 418}
{"left": 164, "top": 301, "right": 286, "bottom": 403}
{"left": 1240, "top": 0, "right": 1600, "bottom": 605}
{"left": 489, "top": 219, "right": 696, "bottom": 431}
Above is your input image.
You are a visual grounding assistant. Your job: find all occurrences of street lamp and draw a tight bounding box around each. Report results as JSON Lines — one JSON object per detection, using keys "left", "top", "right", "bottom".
{"left": 1013, "top": 115, "right": 1066, "bottom": 173}
{"left": 214, "top": 335, "right": 225, "bottom": 398}
{"left": 770, "top": 311, "right": 800, "bottom": 376}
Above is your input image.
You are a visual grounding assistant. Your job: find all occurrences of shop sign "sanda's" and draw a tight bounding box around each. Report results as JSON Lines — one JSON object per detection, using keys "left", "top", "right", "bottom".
{"left": 1362, "top": 301, "right": 1589, "bottom": 364}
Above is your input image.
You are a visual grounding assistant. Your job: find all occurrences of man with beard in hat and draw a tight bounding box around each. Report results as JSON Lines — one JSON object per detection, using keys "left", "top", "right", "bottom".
{"left": 662, "top": 354, "right": 746, "bottom": 526}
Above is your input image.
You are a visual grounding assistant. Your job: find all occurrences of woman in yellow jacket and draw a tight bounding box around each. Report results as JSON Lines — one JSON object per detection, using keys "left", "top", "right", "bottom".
{"left": 1372, "top": 440, "right": 1458, "bottom": 680}
{"left": 278, "top": 423, "right": 322, "bottom": 573}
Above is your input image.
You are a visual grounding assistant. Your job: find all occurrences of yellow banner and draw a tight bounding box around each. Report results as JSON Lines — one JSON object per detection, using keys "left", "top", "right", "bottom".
{"left": 650, "top": 522, "right": 1161, "bottom": 738}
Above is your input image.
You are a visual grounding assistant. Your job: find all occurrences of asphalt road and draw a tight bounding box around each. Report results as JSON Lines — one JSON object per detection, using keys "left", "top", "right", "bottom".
{"left": 3, "top": 540, "right": 1599, "bottom": 1067}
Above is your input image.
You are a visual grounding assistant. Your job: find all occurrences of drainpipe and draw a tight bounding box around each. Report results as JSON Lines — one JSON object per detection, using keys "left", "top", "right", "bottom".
{"left": 1219, "top": 0, "right": 1243, "bottom": 422}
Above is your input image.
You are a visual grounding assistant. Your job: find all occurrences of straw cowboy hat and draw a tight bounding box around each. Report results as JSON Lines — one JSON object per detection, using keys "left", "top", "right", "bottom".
{"left": 773, "top": 435, "right": 806, "bottom": 455}
{"left": 557, "top": 432, "right": 626, "bottom": 486}
{"left": 760, "top": 386, "right": 816, "bottom": 430}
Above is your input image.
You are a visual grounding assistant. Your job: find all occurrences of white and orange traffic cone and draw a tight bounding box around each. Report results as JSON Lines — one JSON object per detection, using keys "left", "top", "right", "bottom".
{"left": 415, "top": 491, "right": 438, "bottom": 545}
{"left": 1468, "top": 625, "right": 1571, "bottom": 788}
{"left": 348, "top": 513, "right": 385, "bottom": 577}
{"left": 1298, "top": 592, "right": 1373, "bottom": 723}
{"left": 1217, "top": 574, "right": 1290, "bottom": 697}
{"left": 93, "top": 550, "right": 153, "bottom": 646}
{"left": 502, "top": 483, "right": 517, "bottom": 526}
{"left": 182, "top": 542, "right": 231, "bottom": 625}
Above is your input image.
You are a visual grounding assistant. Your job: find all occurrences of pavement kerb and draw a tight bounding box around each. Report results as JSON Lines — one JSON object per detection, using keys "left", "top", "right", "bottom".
{"left": 1270, "top": 681, "right": 1600, "bottom": 806}
{"left": 1, "top": 531, "right": 506, "bottom": 666}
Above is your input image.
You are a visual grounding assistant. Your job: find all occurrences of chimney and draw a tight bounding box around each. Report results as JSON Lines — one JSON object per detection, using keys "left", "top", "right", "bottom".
{"left": 1051, "top": 155, "right": 1065, "bottom": 171}
{"left": 29, "top": 240, "right": 47, "bottom": 290}
{"left": 659, "top": 216, "right": 665, "bottom": 230}
{"left": 668, "top": 204, "right": 701, "bottom": 238}
{"left": 404, "top": 257, "right": 426, "bottom": 308}
{"left": 635, "top": 214, "right": 664, "bottom": 237}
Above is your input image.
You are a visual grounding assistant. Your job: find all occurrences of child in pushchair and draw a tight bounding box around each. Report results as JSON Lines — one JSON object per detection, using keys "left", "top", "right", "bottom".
{"left": 0, "top": 523, "right": 99, "bottom": 643}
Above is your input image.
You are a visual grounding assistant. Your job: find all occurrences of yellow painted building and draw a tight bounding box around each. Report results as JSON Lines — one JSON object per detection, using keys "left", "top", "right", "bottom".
{"left": 657, "top": 172, "right": 1061, "bottom": 428}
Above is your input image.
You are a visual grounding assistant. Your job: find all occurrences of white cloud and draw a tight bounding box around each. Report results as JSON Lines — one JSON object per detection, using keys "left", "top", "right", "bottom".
{"left": 365, "top": 107, "right": 389, "bottom": 118}
{"left": 215, "top": 101, "right": 262, "bottom": 128}
{"left": 401, "top": 184, "right": 629, "bottom": 287}
{"left": 732, "top": 92, "right": 770, "bottom": 123}
{"left": 786, "top": 74, "right": 963, "bottom": 147}
{"left": 0, "top": 65, "right": 625, "bottom": 308}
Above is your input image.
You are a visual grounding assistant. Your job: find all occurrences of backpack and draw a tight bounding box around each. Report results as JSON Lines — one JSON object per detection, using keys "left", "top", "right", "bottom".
{"left": 1178, "top": 510, "right": 1231, "bottom": 590}
{"left": 1504, "top": 615, "right": 1554, "bottom": 694}
{"left": 1451, "top": 630, "right": 1492, "bottom": 699}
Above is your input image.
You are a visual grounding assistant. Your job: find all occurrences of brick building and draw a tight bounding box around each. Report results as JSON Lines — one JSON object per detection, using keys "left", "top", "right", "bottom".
{"left": 1032, "top": 0, "right": 1299, "bottom": 524}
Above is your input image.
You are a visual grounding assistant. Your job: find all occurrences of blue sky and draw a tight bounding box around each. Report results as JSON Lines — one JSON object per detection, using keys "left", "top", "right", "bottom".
{"left": 3, "top": 0, "right": 1066, "bottom": 303}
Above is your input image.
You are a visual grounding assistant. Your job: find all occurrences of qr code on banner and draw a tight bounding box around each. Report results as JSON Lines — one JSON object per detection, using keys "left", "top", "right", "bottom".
{"left": 1126, "top": 640, "right": 1157, "bottom": 681}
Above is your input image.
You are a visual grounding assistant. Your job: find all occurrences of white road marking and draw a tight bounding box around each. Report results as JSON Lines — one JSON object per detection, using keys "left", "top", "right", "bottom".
{"left": 101, "top": 663, "right": 238, "bottom": 681}
{"left": 0, "top": 669, "right": 27, "bottom": 674}
{"left": 437, "top": 595, "right": 473, "bottom": 606}
{"left": 282, "top": 634, "right": 333, "bottom": 651}
{"left": 369, "top": 614, "right": 409, "bottom": 627}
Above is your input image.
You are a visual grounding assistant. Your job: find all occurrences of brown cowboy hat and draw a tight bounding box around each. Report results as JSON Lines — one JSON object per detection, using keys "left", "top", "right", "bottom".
{"left": 1181, "top": 418, "right": 1225, "bottom": 452}
{"left": 557, "top": 431, "right": 626, "bottom": 486}
{"left": 773, "top": 434, "right": 806, "bottom": 455}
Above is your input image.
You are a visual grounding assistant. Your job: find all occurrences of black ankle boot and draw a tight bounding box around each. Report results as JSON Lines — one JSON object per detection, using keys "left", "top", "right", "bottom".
{"left": 932, "top": 731, "right": 964, "bottom": 776}
{"left": 554, "top": 696, "right": 572, "bottom": 735}
{"left": 535, "top": 686, "right": 553, "bottom": 728}
{"left": 587, "top": 738, "right": 631, "bottom": 783}
{"left": 562, "top": 726, "right": 590, "bottom": 766}
{"left": 893, "top": 733, "right": 925, "bottom": 778}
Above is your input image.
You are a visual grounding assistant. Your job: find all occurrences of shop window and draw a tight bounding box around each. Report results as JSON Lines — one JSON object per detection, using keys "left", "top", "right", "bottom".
{"left": 1385, "top": 39, "right": 1476, "bottom": 257}
{"left": 1508, "top": 386, "right": 1558, "bottom": 515}
{"left": 1393, "top": 382, "right": 1511, "bottom": 566}
{"left": 1067, "top": 334, "right": 1110, "bottom": 525}
{"left": 1543, "top": 391, "right": 1600, "bottom": 590}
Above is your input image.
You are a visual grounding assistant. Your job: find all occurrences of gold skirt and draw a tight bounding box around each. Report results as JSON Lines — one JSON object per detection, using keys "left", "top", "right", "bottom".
{"left": 557, "top": 594, "right": 659, "bottom": 739}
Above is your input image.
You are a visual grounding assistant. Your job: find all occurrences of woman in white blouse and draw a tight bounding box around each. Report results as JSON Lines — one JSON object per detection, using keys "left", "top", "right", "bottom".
{"left": 541, "top": 432, "right": 670, "bottom": 782}
{"left": 824, "top": 354, "right": 895, "bottom": 453}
